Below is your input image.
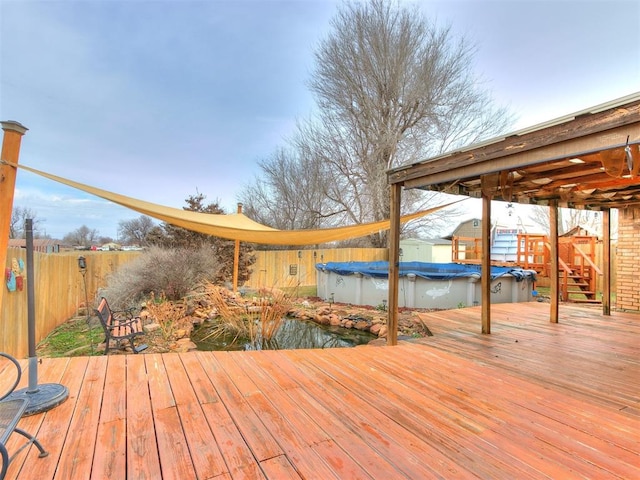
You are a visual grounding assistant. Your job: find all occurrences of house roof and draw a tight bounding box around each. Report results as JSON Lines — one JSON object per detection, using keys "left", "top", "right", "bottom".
{"left": 8, "top": 238, "right": 63, "bottom": 248}
{"left": 388, "top": 92, "right": 640, "bottom": 210}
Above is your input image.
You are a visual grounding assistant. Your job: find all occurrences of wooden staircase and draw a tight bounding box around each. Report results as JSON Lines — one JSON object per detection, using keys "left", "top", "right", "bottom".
{"left": 559, "top": 259, "right": 600, "bottom": 303}
{"left": 557, "top": 235, "right": 602, "bottom": 303}
{"left": 522, "top": 234, "right": 603, "bottom": 304}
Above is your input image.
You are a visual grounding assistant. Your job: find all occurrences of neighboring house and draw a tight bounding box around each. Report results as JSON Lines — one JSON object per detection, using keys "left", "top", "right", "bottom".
{"left": 450, "top": 217, "right": 483, "bottom": 239}
{"left": 7, "top": 238, "right": 63, "bottom": 253}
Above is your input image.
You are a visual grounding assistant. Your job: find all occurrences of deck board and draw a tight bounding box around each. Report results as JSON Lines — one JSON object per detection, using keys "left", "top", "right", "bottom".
{"left": 2, "top": 303, "right": 639, "bottom": 479}
{"left": 162, "top": 354, "right": 227, "bottom": 479}
{"left": 197, "top": 353, "right": 283, "bottom": 463}
{"left": 284, "top": 349, "right": 473, "bottom": 479}
{"left": 235, "top": 351, "right": 405, "bottom": 479}
{"left": 300, "top": 348, "right": 528, "bottom": 479}
{"left": 54, "top": 356, "right": 106, "bottom": 479}
{"left": 214, "top": 353, "right": 346, "bottom": 480}
{"left": 225, "top": 353, "right": 375, "bottom": 480}
{"left": 126, "top": 354, "right": 162, "bottom": 480}
{"left": 92, "top": 354, "right": 127, "bottom": 479}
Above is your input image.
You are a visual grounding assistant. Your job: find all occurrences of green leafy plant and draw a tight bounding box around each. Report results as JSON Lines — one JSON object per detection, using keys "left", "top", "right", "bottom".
{"left": 37, "top": 316, "right": 103, "bottom": 357}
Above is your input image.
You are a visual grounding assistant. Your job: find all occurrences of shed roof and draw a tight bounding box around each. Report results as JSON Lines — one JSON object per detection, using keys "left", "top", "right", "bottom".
{"left": 400, "top": 237, "right": 451, "bottom": 246}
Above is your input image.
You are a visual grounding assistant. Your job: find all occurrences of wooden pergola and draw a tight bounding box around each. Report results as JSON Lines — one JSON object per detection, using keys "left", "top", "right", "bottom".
{"left": 386, "top": 92, "right": 640, "bottom": 345}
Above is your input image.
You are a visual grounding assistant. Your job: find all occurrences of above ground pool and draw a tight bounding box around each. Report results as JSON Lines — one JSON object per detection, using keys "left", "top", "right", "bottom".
{"left": 316, "top": 261, "right": 537, "bottom": 310}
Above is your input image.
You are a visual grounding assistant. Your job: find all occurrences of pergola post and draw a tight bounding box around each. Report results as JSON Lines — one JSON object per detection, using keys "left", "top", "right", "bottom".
{"left": 602, "top": 208, "right": 611, "bottom": 315}
{"left": 232, "top": 203, "right": 242, "bottom": 292}
{"left": 387, "top": 183, "right": 402, "bottom": 346}
{"left": 549, "top": 200, "right": 560, "bottom": 323}
{"left": 480, "top": 176, "right": 492, "bottom": 334}
{"left": 0, "top": 121, "right": 28, "bottom": 314}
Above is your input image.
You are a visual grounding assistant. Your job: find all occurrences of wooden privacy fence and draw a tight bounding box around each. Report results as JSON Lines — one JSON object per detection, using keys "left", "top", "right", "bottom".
{"left": 244, "top": 248, "right": 388, "bottom": 289}
{"left": 1, "top": 247, "right": 386, "bottom": 357}
{"left": 1, "top": 249, "right": 140, "bottom": 358}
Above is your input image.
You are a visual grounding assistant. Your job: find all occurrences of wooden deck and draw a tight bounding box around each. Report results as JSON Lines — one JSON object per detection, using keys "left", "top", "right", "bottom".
{"left": 3, "top": 303, "right": 639, "bottom": 479}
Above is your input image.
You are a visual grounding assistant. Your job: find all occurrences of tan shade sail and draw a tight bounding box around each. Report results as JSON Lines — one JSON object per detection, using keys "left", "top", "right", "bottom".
{"left": 9, "top": 161, "right": 465, "bottom": 245}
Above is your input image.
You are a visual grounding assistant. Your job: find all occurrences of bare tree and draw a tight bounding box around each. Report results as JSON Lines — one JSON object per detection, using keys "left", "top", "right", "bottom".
{"left": 529, "top": 205, "right": 604, "bottom": 236}
{"left": 239, "top": 146, "right": 335, "bottom": 232}
{"left": 62, "top": 225, "right": 100, "bottom": 247}
{"left": 311, "top": 1, "right": 511, "bottom": 244}
{"left": 118, "top": 215, "right": 156, "bottom": 246}
{"left": 241, "top": 0, "right": 511, "bottom": 247}
{"left": 10, "top": 207, "right": 46, "bottom": 238}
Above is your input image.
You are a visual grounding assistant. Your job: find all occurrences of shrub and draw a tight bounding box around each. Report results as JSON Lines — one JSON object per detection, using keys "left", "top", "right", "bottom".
{"left": 100, "top": 245, "right": 222, "bottom": 309}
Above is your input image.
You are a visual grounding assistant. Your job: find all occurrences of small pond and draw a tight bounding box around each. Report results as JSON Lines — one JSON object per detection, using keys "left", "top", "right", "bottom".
{"left": 192, "top": 317, "right": 376, "bottom": 351}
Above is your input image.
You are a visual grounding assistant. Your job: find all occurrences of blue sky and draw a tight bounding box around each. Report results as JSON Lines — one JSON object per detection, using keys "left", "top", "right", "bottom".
{"left": 1, "top": 0, "right": 638, "bottom": 240}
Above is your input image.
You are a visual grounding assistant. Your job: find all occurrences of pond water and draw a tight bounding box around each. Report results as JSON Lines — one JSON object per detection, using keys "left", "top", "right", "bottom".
{"left": 192, "top": 317, "right": 376, "bottom": 351}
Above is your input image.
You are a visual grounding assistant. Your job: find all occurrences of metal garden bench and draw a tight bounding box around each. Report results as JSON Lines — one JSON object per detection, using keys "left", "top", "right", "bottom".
{"left": 0, "top": 353, "right": 48, "bottom": 480}
{"left": 94, "top": 297, "right": 147, "bottom": 354}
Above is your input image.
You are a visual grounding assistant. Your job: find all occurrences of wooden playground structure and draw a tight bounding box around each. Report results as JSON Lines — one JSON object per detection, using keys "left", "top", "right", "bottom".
{"left": 452, "top": 234, "right": 603, "bottom": 304}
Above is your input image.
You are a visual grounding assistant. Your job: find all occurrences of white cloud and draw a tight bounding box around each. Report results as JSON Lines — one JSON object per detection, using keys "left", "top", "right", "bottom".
{"left": 2, "top": 0, "right": 638, "bottom": 241}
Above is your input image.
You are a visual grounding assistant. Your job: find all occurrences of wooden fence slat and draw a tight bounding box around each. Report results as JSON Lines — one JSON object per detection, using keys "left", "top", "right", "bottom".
{"left": 245, "top": 247, "right": 387, "bottom": 289}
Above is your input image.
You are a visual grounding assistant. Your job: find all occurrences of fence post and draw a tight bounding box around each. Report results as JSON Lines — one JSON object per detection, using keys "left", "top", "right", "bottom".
{"left": 0, "top": 121, "right": 28, "bottom": 314}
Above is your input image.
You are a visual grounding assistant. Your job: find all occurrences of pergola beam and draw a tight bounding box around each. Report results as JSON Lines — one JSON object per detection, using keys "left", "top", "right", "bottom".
{"left": 387, "top": 183, "right": 401, "bottom": 345}
{"left": 480, "top": 176, "right": 492, "bottom": 333}
{"left": 602, "top": 209, "right": 611, "bottom": 315}
{"left": 549, "top": 200, "right": 560, "bottom": 323}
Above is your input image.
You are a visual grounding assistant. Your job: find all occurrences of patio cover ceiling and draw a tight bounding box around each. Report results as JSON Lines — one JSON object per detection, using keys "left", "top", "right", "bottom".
{"left": 388, "top": 92, "right": 640, "bottom": 210}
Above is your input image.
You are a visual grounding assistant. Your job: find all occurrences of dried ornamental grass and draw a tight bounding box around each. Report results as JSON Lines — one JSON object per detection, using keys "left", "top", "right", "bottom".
{"left": 198, "top": 282, "right": 292, "bottom": 347}
{"left": 144, "top": 292, "right": 188, "bottom": 340}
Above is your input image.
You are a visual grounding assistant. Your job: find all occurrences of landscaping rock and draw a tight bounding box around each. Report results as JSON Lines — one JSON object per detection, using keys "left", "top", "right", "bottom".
{"left": 174, "top": 328, "right": 189, "bottom": 339}
{"left": 174, "top": 338, "right": 198, "bottom": 352}
{"left": 354, "top": 321, "right": 369, "bottom": 331}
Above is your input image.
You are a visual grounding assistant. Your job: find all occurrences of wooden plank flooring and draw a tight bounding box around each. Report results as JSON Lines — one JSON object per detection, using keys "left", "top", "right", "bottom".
{"left": 3, "top": 303, "right": 639, "bottom": 479}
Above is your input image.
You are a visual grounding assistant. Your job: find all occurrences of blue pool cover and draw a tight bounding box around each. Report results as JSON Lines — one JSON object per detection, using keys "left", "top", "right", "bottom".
{"left": 316, "top": 261, "right": 536, "bottom": 282}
